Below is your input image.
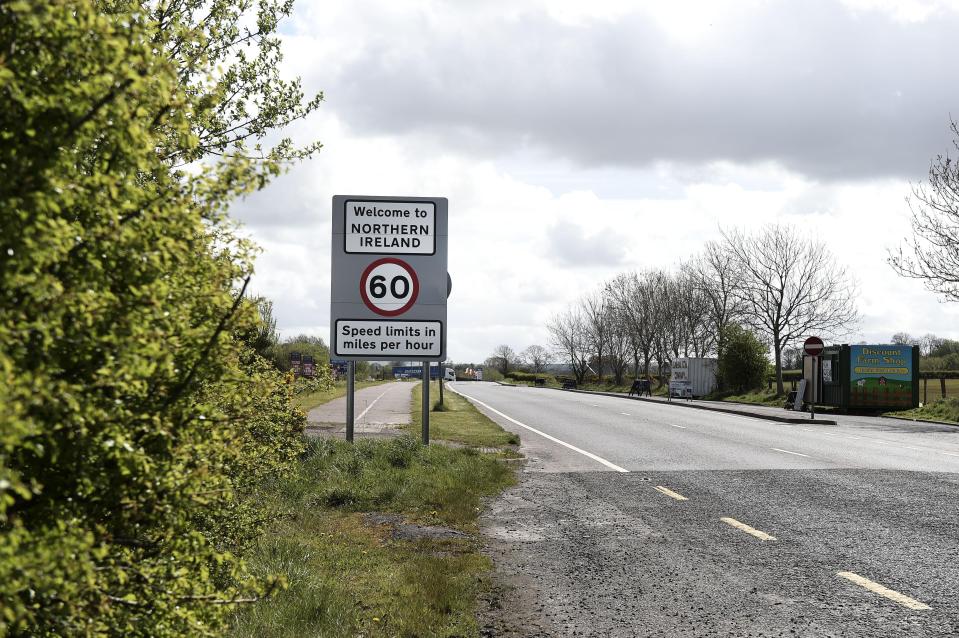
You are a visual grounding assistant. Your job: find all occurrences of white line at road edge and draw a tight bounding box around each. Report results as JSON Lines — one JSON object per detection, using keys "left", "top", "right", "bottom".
{"left": 770, "top": 447, "right": 811, "bottom": 458}
{"left": 355, "top": 385, "right": 397, "bottom": 423}
{"left": 448, "top": 384, "right": 629, "bottom": 473}
{"left": 669, "top": 424, "right": 687, "bottom": 429}
{"left": 836, "top": 571, "right": 930, "bottom": 610}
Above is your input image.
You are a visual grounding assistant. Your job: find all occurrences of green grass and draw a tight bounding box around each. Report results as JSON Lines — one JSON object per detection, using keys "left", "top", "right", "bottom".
{"left": 710, "top": 389, "right": 785, "bottom": 407}
{"left": 230, "top": 436, "right": 517, "bottom": 637}
{"left": 887, "top": 397, "right": 959, "bottom": 424}
{"left": 409, "top": 382, "right": 521, "bottom": 448}
{"left": 918, "top": 377, "right": 959, "bottom": 402}
{"left": 294, "top": 379, "right": 392, "bottom": 411}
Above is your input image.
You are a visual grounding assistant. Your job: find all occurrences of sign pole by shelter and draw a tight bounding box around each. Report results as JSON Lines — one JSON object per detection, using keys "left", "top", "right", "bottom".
{"left": 330, "top": 195, "right": 449, "bottom": 444}
{"left": 803, "top": 336, "right": 824, "bottom": 420}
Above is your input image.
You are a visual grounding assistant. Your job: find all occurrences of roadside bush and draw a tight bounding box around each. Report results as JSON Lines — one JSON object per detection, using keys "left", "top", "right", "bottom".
{"left": 718, "top": 325, "right": 770, "bottom": 393}
{"left": 0, "top": 1, "right": 321, "bottom": 635}
{"left": 505, "top": 371, "right": 556, "bottom": 384}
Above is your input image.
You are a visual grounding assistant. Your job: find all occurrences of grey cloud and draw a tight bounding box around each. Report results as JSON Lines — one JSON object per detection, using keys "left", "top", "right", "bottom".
{"left": 309, "top": 0, "right": 959, "bottom": 181}
{"left": 546, "top": 221, "right": 626, "bottom": 266}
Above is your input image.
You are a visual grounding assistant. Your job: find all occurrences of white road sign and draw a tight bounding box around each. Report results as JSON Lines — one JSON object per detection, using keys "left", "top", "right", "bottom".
{"left": 331, "top": 195, "right": 448, "bottom": 361}
{"left": 344, "top": 199, "right": 435, "bottom": 254}
{"left": 335, "top": 319, "right": 443, "bottom": 358}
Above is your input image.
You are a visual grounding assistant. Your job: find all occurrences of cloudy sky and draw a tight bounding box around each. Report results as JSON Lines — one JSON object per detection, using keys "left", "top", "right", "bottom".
{"left": 230, "top": 0, "right": 959, "bottom": 364}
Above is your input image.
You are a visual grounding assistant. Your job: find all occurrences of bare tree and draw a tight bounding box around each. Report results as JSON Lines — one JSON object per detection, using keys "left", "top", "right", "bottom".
{"left": 606, "top": 304, "right": 632, "bottom": 386}
{"left": 490, "top": 344, "right": 517, "bottom": 375}
{"left": 890, "top": 121, "right": 959, "bottom": 301}
{"left": 581, "top": 291, "right": 611, "bottom": 381}
{"left": 675, "top": 265, "right": 715, "bottom": 357}
{"left": 521, "top": 345, "right": 552, "bottom": 373}
{"left": 723, "top": 225, "right": 859, "bottom": 395}
{"left": 547, "top": 307, "right": 591, "bottom": 385}
{"left": 689, "top": 240, "right": 743, "bottom": 354}
{"left": 605, "top": 272, "right": 658, "bottom": 382}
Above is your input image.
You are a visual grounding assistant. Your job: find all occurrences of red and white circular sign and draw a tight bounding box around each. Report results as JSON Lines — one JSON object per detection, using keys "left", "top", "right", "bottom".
{"left": 359, "top": 257, "right": 420, "bottom": 317}
{"left": 803, "top": 336, "right": 825, "bottom": 356}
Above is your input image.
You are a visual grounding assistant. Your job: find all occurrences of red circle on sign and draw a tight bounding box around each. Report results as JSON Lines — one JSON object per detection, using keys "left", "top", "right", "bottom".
{"left": 803, "top": 336, "right": 824, "bottom": 356}
{"left": 359, "top": 257, "right": 420, "bottom": 317}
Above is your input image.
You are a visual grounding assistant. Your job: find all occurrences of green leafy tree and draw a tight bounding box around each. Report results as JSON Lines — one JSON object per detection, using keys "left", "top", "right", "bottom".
{"left": 0, "top": 0, "right": 322, "bottom": 635}
{"left": 269, "top": 334, "right": 330, "bottom": 372}
{"left": 717, "top": 325, "right": 770, "bottom": 393}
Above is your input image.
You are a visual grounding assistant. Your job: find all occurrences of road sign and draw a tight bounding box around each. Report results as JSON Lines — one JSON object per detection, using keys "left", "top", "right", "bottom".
{"left": 360, "top": 257, "right": 419, "bottom": 316}
{"left": 330, "top": 195, "right": 448, "bottom": 361}
{"left": 803, "top": 336, "right": 825, "bottom": 356}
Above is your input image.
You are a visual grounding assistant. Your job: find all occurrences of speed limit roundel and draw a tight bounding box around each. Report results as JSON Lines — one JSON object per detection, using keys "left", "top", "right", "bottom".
{"left": 359, "top": 257, "right": 420, "bottom": 317}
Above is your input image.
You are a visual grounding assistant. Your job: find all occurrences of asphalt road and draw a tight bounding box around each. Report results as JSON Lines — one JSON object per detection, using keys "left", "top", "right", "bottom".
{"left": 450, "top": 382, "right": 959, "bottom": 637}
{"left": 306, "top": 381, "right": 414, "bottom": 437}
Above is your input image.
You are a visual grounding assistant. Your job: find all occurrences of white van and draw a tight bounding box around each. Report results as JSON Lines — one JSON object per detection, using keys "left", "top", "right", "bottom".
{"left": 443, "top": 368, "right": 456, "bottom": 382}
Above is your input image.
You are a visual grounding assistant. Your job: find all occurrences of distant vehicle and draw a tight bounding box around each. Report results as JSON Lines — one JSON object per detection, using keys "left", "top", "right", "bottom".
{"left": 444, "top": 368, "right": 455, "bottom": 381}
{"left": 475, "top": 368, "right": 484, "bottom": 381}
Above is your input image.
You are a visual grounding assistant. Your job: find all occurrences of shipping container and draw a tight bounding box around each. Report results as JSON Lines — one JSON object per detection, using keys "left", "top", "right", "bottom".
{"left": 670, "top": 358, "right": 718, "bottom": 398}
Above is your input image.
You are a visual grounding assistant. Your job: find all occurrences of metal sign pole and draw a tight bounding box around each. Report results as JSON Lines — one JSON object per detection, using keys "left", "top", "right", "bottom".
{"left": 809, "top": 356, "right": 816, "bottom": 420}
{"left": 422, "top": 362, "right": 430, "bottom": 445}
{"left": 346, "top": 361, "right": 355, "bottom": 442}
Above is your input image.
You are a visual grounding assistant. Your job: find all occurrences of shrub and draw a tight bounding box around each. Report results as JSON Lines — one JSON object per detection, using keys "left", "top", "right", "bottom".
{"left": 0, "top": 1, "right": 321, "bottom": 635}
{"left": 718, "top": 325, "right": 770, "bottom": 393}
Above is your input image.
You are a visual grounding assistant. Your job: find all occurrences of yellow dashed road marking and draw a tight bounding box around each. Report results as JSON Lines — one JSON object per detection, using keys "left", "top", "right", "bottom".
{"left": 654, "top": 486, "right": 688, "bottom": 501}
{"left": 720, "top": 517, "right": 777, "bottom": 541}
{"left": 836, "top": 571, "right": 931, "bottom": 610}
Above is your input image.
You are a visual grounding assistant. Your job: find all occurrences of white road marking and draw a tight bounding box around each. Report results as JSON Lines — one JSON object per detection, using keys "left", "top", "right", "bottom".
{"left": 836, "top": 571, "right": 931, "bottom": 610}
{"left": 654, "top": 486, "right": 688, "bottom": 501}
{"left": 356, "top": 384, "right": 399, "bottom": 422}
{"left": 720, "top": 517, "right": 777, "bottom": 541}
{"left": 771, "top": 447, "right": 810, "bottom": 458}
{"left": 621, "top": 412, "right": 631, "bottom": 416}
{"left": 669, "top": 424, "right": 687, "bottom": 429}
{"left": 591, "top": 404, "right": 600, "bottom": 407}
{"left": 942, "top": 452, "right": 959, "bottom": 458}
{"left": 449, "top": 386, "right": 629, "bottom": 473}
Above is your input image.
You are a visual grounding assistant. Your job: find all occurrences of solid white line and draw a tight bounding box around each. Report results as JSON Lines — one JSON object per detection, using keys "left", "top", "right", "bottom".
{"left": 669, "top": 424, "right": 687, "bottom": 429}
{"left": 655, "top": 486, "right": 688, "bottom": 501}
{"left": 771, "top": 447, "right": 810, "bottom": 458}
{"left": 449, "top": 385, "right": 629, "bottom": 473}
{"left": 836, "top": 571, "right": 930, "bottom": 610}
{"left": 720, "top": 517, "right": 777, "bottom": 541}
{"left": 355, "top": 385, "right": 396, "bottom": 422}
{"left": 620, "top": 412, "right": 631, "bottom": 416}
{"left": 942, "top": 452, "right": 959, "bottom": 457}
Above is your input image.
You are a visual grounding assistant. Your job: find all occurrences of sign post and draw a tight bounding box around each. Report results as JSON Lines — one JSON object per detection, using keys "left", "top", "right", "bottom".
{"left": 803, "top": 336, "right": 824, "bottom": 420}
{"left": 346, "top": 361, "right": 355, "bottom": 442}
{"left": 331, "top": 196, "right": 448, "bottom": 444}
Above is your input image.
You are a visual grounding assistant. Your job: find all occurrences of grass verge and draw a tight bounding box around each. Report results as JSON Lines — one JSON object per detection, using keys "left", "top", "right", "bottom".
{"left": 410, "top": 382, "right": 521, "bottom": 449}
{"left": 295, "top": 379, "right": 391, "bottom": 411}
{"left": 230, "top": 436, "right": 516, "bottom": 637}
{"left": 887, "top": 397, "right": 959, "bottom": 424}
{"left": 709, "top": 389, "right": 785, "bottom": 407}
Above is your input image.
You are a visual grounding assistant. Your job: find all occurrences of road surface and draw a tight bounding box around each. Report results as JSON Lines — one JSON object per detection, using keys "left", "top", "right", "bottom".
{"left": 449, "top": 382, "right": 959, "bottom": 637}
{"left": 306, "top": 381, "right": 414, "bottom": 437}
